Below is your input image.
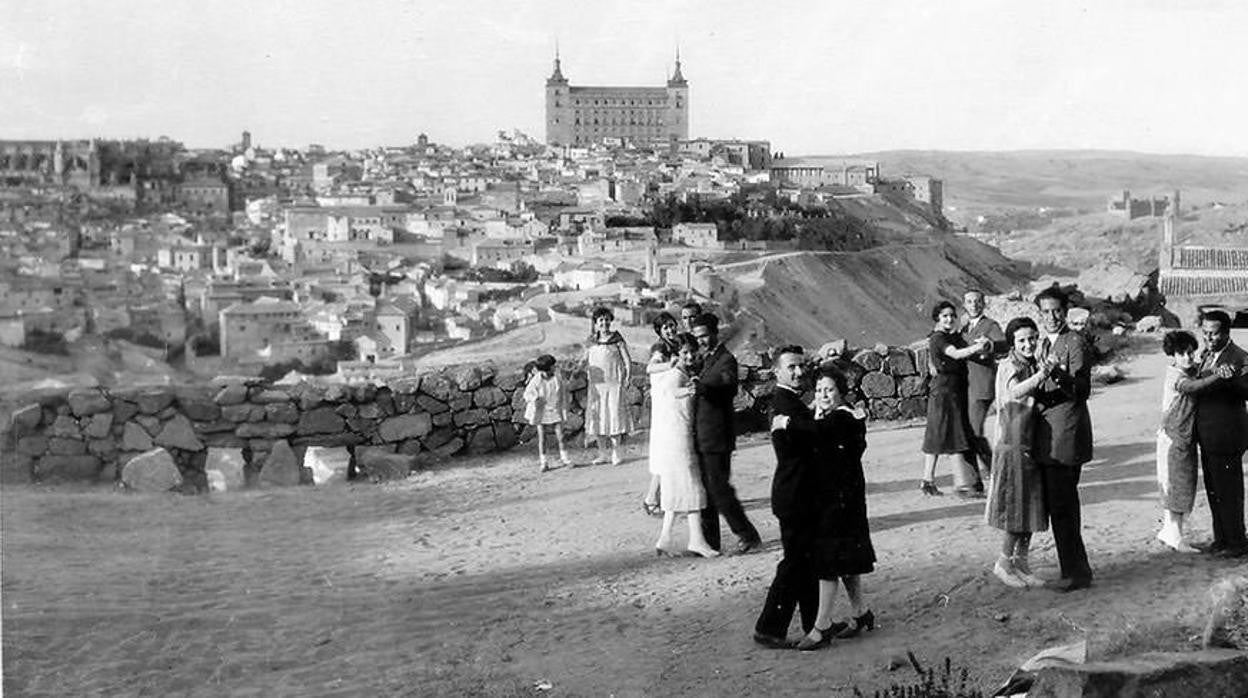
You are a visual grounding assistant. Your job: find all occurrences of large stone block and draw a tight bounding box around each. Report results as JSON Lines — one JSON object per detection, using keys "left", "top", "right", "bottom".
{"left": 154, "top": 414, "right": 205, "bottom": 451}
{"left": 134, "top": 388, "right": 175, "bottom": 415}
{"left": 489, "top": 405, "right": 512, "bottom": 422}
{"left": 493, "top": 422, "right": 517, "bottom": 450}
{"left": 432, "top": 411, "right": 452, "bottom": 427}
{"left": 297, "top": 406, "right": 346, "bottom": 435}
{"left": 495, "top": 368, "right": 526, "bottom": 392}
{"left": 83, "top": 412, "right": 114, "bottom": 439}
{"left": 221, "top": 404, "right": 253, "bottom": 422}
{"left": 378, "top": 412, "right": 432, "bottom": 442}
{"left": 48, "top": 437, "right": 87, "bottom": 456}
{"left": 899, "top": 397, "right": 926, "bottom": 420}
{"left": 251, "top": 389, "right": 292, "bottom": 404}
{"left": 869, "top": 397, "right": 900, "bottom": 421}
{"left": 193, "top": 420, "right": 236, "bottom": 434}
{"left": 87, "top": 438, "right": 118, "bottom": 457}
{"left": 897, "top": 375, "right": 928, "bottom": 398}
{"left": 67, "top": 389, "right": 112, "bottom": 417}
{"left": 121, "top": 448, "right": 182, "bottom": 492}
{"left": 356, "top": 448, "right": 415, "bottom": 481}
{"left": 473, "top": 386, "right": 507, "bottom": 409}
{"left": 213, "top": 383, "right": 249, "bottom": 406}
{"left": 259, "top": 440, "right": 301, "bottom": 487}
{"left": 859, "top": 372, "right": 896, "bottom": 398}
{"left": 1029, "top": 649, "right": 1248, "bottom": 698}
{"left": 467, "top": 425, "right": 497, "bottom": 454}
{"left": 851, "top": 349, "right": 883, "bottom": 372}
{"left": 36, "top": 454, "right": 102, "bottom": 481}
{"left": 356, "top": 402, "right": 382, "bottom": 419}
{"left": 180, "top": 397, "right": 221, "bottom": 422}
{"left": 113, "top": 400, "right": 139, "bottom": 424}
{"left": 454, "top": 366, "right": 483, "bottom": 392}
{"left": 420, "top": 374, "right": 455, "bottom": 402}
{"left": 122, "top": 421, "right": 155, "bottom": 451}
{"left": 884, "top": 348, "right": 916, "bottom": 376}
{"left": 449, "top": 396, "right": 471, "bottom": 412}
{"left": 47, "top": 415, "right": 82, "bottom": 439}
{"left": 416, "top": 394, "right": 449, "bottom": 414}
{"left": 135, "top": 414, "right": 161, "bottom": 434}
{"left": 304, "top": 446, "right": 350, "bottom": 485}
{"left": 264, "top": 402, "right": 300, "bottom": 424}
{"left": 432, "top": 437, "right": 464, "bottom": 458}
{"left": 10, "top": 403, "right": 43, "bottom": 436}
{"left": 454, "top": 408, "right": 489, "bottom": 428}
{"left": 17, "top": 435, "right": 48, "bottom": 456}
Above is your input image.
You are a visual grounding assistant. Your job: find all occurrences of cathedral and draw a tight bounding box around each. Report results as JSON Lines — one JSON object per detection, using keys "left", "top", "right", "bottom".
{"left": 544, "top": 51, "right": 689, "bottom": 147}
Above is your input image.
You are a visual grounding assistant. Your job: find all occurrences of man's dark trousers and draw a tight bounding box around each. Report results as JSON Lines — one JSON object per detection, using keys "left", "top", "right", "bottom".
{"left": 699, "top": 450, "right": 759, "bottom": 552}
{"left": 1201, "top": 450, "right": 1247, "bottom": 549}
{"left": 754, "top": 514, "right": 818, "bottom": 638}
{"left": 1041, "top": 463, "right": 1092, "bottom": 581}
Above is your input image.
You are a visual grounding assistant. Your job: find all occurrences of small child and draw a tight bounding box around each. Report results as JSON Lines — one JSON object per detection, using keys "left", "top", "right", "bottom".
{"left": 524, "top": 354, "right": 570, "bottom": 472}
{"left": 1156, "top": 330, "right": 1220, "bottom": 551}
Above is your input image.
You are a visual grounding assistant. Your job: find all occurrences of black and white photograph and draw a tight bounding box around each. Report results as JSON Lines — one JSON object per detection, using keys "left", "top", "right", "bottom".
{"left": 5, "top": 1, "right": 1248, "bottom": 695}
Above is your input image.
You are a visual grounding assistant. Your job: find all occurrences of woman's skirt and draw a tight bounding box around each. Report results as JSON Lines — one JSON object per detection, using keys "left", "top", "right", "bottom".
{"left": 1156, "top": 428, "right": 1198, "bottom": 514}
{"left": 985, "top": 445, "right": 1048, "bottom": 533}
{"left": 922, "top": 375, "right": 972, "bottom": 454}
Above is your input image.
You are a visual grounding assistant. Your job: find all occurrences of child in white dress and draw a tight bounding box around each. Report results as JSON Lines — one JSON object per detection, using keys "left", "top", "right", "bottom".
{"left": 524, "top": 354, "right": 570, "bottom": 472}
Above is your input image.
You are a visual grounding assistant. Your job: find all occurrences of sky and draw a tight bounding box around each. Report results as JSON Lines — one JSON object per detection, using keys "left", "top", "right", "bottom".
{"left": 4, "top": 0, "right": 1248, "bottom": 156}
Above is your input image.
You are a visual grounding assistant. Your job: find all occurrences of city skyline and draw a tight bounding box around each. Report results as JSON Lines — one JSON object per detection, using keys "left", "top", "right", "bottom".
{"left": 4, "top": 0, "right": 1248, "bottom": 156}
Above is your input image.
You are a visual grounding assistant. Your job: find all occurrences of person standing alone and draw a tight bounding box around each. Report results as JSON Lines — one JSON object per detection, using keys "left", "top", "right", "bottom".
{"left": 691, "top": 313, "right": 762, "bottom": 555}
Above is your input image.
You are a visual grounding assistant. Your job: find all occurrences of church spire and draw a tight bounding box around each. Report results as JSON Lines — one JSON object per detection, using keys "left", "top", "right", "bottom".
{"left": 668, "top": 46, "right": 687, "bottom": 87}
{"left": 547, "top": 42, "right": 567, "bottom": 85}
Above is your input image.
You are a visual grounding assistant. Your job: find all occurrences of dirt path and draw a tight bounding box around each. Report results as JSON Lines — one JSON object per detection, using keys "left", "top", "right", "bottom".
{"left": 4, "top": 341, "right": 1246, "bottom": 696}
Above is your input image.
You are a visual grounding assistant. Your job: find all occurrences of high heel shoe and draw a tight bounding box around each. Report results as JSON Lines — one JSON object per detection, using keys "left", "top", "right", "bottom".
{"left": 920, "top": 481, "right": 943, "bottom": 496}
{"left": 834, "top": 610, "right": 875, "bottom": 639}
{"left": 686, "top": 545, "right": 720, "bottom": 559}
{"left": 642, "top": 500, "right": 661, "bottom": 516}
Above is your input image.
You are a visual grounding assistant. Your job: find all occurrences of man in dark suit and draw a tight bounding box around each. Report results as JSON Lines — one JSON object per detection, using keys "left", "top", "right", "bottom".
{"left": 1032, "top": 288, "right": 1095, "bottom": 592}
{"left": 1194, "top": 310, "right": 1248, "bottom": 557}
{"left": 752, "top": 345, "right": 819, "bottom": 648}
{"left": 960, "top": 289, "right": 1005, "bottom": 496}
{"left": 691, "top": 313, "right": 762, "bottom": 555}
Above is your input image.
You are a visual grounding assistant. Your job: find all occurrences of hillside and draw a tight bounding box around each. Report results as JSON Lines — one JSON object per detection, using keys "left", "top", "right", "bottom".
{"left": 723, "top": 237, "right": 1030, "bottom": 348}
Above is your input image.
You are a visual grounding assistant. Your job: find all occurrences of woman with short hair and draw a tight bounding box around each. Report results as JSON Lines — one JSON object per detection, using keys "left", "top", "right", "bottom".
{"left": 920, "top": 301, "right": 991, "bottom": 496}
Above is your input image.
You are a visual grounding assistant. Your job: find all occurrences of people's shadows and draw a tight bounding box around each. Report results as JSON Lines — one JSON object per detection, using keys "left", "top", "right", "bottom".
{"left": 867, "top": 473, "right": 960, "bottom": 496}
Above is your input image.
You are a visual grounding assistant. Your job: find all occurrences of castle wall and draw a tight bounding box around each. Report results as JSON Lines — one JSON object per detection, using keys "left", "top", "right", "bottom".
{"left": 2, "top": 343, "right": 934, "bottom": 487}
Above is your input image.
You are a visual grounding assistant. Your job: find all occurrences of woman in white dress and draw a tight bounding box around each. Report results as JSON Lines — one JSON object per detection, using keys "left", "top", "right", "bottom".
{"left": 651, "top": 335, "right": 719, "bottom": 558}
{"left": 584, "top": 306, "right": 632, "bottom": 465}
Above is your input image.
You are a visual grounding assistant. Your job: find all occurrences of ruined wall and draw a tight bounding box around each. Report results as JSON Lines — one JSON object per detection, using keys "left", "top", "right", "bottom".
{"left": 2, "top": 342, "right": 932, "bottom": 488}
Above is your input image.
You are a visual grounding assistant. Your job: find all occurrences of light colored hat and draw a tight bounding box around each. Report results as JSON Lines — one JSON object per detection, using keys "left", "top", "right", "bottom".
{"left": 1067, "top": 307, "right": 1090, "bottom": 322}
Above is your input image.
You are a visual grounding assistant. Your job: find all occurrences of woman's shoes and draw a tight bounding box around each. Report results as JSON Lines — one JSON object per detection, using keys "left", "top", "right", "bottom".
{"left": 993, "top": 557, "right": 1028, "bottom": 588}
{"left": 686, "top": 544, "right": 720, "bottom": 559}
{"left": 611, "top": 449, "right": 623, "bottom": 466}
{"left": 834, "top": 610, "right": 875, "bottom": 639}
{"left": 920, "top": 480, "right": 943, "bottom": 496}
{"left": 796, "top": 626, "right": 835, "bottom": 651}
{"left": 642, "top": 501, "right": 662, "bottom": 516}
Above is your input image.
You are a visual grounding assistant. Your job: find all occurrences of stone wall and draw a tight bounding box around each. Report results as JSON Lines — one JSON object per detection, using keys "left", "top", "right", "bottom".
{"left": 2, "top": 342, "right": 931, "bottom": 488}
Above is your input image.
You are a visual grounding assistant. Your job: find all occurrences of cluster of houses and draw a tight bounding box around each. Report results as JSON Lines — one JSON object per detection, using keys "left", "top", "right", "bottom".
{"left": 0, "top": 129, "right": 945, "bottom": 382}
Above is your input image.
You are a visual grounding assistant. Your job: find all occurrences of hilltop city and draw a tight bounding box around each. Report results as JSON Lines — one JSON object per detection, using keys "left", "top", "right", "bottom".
{"left": 0, "top": 54, "right": 949, "bottom": 387}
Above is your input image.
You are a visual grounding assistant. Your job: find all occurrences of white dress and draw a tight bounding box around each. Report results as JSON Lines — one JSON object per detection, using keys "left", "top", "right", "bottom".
{"left": 648, "top": 368, "right": 706, "bottom": 513}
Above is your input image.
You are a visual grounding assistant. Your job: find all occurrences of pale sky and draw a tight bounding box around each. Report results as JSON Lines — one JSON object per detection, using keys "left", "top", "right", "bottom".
{"left": 4, "top": 0, "right": 1247, "bottom": 156}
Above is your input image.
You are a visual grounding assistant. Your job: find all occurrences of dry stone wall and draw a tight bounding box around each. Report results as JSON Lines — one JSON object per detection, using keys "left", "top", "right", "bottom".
{"left": 3, "top": 342, "right": 931, "bottom": 488}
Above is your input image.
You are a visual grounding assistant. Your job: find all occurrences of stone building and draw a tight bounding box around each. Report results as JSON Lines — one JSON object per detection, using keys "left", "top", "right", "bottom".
{"left": 545, "top": 50, "right": 689, "bottom": 147}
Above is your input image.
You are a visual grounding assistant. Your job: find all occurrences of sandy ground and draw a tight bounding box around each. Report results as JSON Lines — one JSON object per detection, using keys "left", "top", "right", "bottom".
{"left": 4, "top": 342, "right": 1248, "bottom": 697}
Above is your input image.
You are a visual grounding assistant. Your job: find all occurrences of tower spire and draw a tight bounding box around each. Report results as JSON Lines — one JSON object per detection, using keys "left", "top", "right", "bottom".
{"left": 668, "top": 46, "right": 686, "bottom": 86}
{"left": 548, "top": 41, "right": 567, "bottom": 84}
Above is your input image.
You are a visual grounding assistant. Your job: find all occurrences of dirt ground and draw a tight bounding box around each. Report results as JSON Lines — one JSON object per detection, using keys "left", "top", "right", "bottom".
{"left": 4, "top": 342, "right": 1247, "bottom": 697}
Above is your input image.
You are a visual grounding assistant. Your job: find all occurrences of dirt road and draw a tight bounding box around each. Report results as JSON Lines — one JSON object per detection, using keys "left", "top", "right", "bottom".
{"left": 3, "top": 341, "right": 1244, "bottom": 696}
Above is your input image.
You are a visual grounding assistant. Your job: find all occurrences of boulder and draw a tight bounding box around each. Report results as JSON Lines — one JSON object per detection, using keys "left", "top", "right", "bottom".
{"left": 818, "top": 339, "right": 848, "bottom": 359}
{"left": 83, "top": 412, "right": 114, "bottom": 439}
{"left": 356, "top": 447, "right": 416, "bottom": 481}
{"left": 415, "top": 394, "right": 449, "bottom": 414}
{"left": 121, "top": 448, "right": 183, "bottom": 492}
{"left": 378, "top": 413, "right": 433, "bottom": 442}
{"left": 252, "top": 389, "right": 292, "bottom": 404}
{"left": 36, "top": 454, "right": 102, "bottom": 481}
{"left": 1029, "top": 649, "right": 1248, "bottom": 698}
{"left": 264, "top": 402, "right": 300, "bottom": 424}
{"left": 134, "top": 389, "right": 175, "bottom": 415}
{"left": 259, "top": 440, "right": 301, "bottom": 487}
{"left": 432, "top": 411, "right": 453, "bottom": 427}
{"left": 47, "top": 415, "right": 82, "bottom": 439}
{"left": 304, "top": 446, "right": 350, "bottom": 485}
{"left": 48, "top": 437, "right": 87, "bottom": 456}
{"left": 113, "top": 400, "right": 139, "bottom": 424}
{"left": 432, "top": 437, "right": 464, "bottom": 458}
{"left": 17, "top": 435, "right": 47, "bottom": 456}
{"left": 1136, "top": 315, "right": 1163, "bottom": 333}
{"left": 154, "top": 414, "right": 205, "bottom": 451}
{"left": 357, "top": 402, "right": 382, "bottom": 419}
{"left": 420, "top": 374, "right": 455, "bottom": 402}
{"left": 493, "top": 422, "right": 518, "bottom": 450}
{"left": 180, "top": 397, "right": 221, "bottom": 422}
{"left": 205, "top": 448, "right": 246, "bottom": 491}
{"left": 897, "top": 375, "right": 928, "bottom": 398}
{"left": 467, "top": 425, "right": 497, "bottom": 454}
{"left": 122, "top": 421, "right": 155, "bottom": 451}
{"left": 454, "top": 366, "right": 483, "bottom": 392}
{"left": 67, "top": 389, "right": 111, "bottom": 417}
{"left": 10, "top": 403, "right": 43, "bottom": 436}
{"left": 1092, "top": 364, "right": 1125, "bottom": 385}
{"left": 859, "top": 372, "right": 897, "bottom": 399}
{"left": 221, "top": 404, "right": 254, "bottom": 422}
{"left": 473, "top": 386, "right": 507, "bottom": 409}
{"left": 884, "top": 349, "right": 916, "bottom": 376}
{"left": 454, "top": 408, "right": 489, "bottom": 428}
{"left": 869, "top": 397, "right": 900, "bottom": 421}
{"left": 297, "top": 406, "right": 346, "bottom": 435}
{"left": 1204, "top": 575, "right": 1248, "bottom": 649}
{"left": 87, "top": 438, "right": 118, "bottom": 457}
{"left": 334, "top": 403, "right": 358, "bottom": 418}
{"left": 851, "top": 349, "right": 883, "bottom": 372}
{"left": 213, "top": 383, "right": 249, "bottom": 406}
{"left": 135, "top": 415, "right": 161, "bottom": 434}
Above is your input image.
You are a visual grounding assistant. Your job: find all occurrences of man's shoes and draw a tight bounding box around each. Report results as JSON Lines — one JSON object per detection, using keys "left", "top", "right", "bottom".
{"left": 735, "top": 537, "right": 762, "bottom": 555}
{"left": 1046, "top": 576, "right": 1093, "bottom": 593}
{"left": 1194, "top": 540, "right": 1225, "bottom": 555}
{"left": 1214, "top": 545, "right": 1248, "bottom": 559}
{"left": 753, "top": 632, "right": 795, "bottom": 649}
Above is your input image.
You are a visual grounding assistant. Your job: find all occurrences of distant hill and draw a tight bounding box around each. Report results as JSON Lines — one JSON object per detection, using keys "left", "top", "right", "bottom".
{"left": 805, "top": 150, "right": 1248, "bottom": 217}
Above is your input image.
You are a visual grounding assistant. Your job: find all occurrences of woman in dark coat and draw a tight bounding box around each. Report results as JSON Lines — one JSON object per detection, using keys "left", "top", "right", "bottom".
{"left": 796, "top": 366, "right": 877, "bottom": 651}
{"left": 920, "top": 300, "right": 991, "bottom": 496}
